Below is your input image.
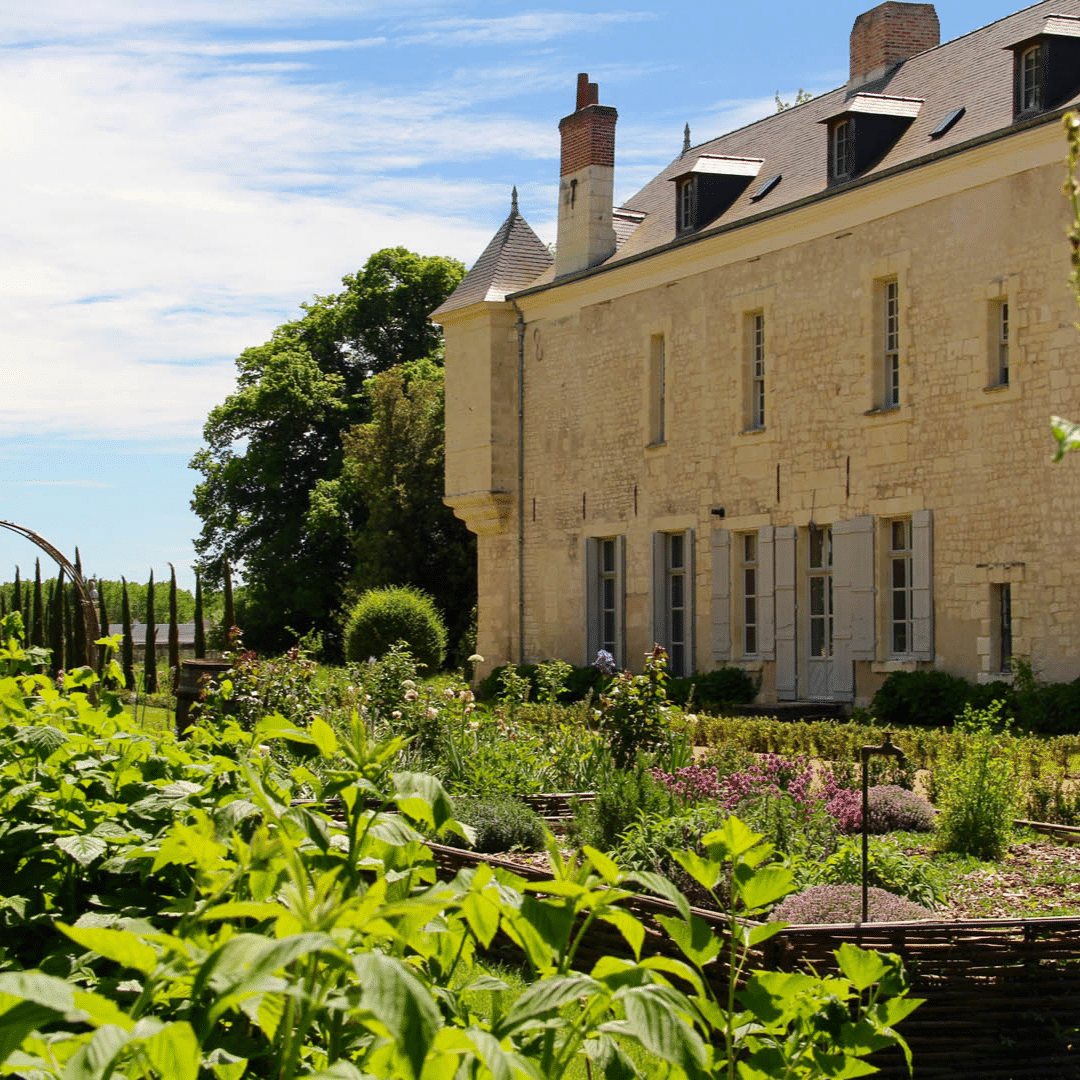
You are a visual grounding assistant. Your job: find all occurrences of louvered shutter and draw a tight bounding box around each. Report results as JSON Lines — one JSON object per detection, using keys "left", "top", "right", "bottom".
{"left": 758, "top": 525, "right": 776, "bottom": 659}
{"left": 912, "top": 510, "right": 934, "bottom": 661}
{"left": 774, "top": 525, "right": 797, "bottom": 700}
{"left": 585, "top": 538, "right": 599, "bottom": 665}
{"left": 711, "top": 528, "right": 731, "bottom": 663}
{"left": 831, "top": 517, "right": 873, "bottom": 702}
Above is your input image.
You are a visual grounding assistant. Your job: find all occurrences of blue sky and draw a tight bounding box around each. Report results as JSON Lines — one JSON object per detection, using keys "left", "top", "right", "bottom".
{"left": 0, "top": 0, "right": 1027, "bottom": 591}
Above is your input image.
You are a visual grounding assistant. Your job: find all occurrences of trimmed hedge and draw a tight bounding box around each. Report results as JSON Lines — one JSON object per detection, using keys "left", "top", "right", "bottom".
{"left": 451, "top": 794, "right": 546, "bottom": 853}
{"left": 343, "top": 586, "right": 447, "bottom": 672}
{"left": 871, "top": 668, "right": 1080, "bottom": 734}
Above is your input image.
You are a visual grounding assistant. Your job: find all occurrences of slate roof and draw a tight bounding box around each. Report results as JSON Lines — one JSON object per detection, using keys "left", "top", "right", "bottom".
{"left": 447, "top": 0, "right": 1080, "bottom": 305}
{"left": 431, "top": 189, "right": 554, "bottom": 316}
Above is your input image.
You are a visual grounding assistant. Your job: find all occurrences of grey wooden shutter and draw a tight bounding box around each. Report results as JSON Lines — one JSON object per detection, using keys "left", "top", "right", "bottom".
{"left": 711, "top": 528, "right": 731, "bottom": 663}
{"left": 686, "top": 528, "right": 696, "bottom": 675}
{"left": 831, "top": 517, "right": 873, "bottom": 702}
{"left": 758, "top": 525, "right": 776, "bottom": 659}
{"left": 774, "top": 525, "right": 797, "bottom": 700}
{"left": 585, "top": 538, "right": 599, "bottom": 665}
{"left": 616, "top": 534, "right": 627, "bottom": 669}
{"left": 651, "top": 532, "right": 665, "bottom": 654}
{"left": 912, "top": 509, "right": 933, "bottom": 660}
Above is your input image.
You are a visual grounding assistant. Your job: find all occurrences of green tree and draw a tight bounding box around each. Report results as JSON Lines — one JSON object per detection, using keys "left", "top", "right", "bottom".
{"left": 190, "top": 248, "right": 465, "bottom": 656}
{"left": 143, "top": 572, "right": 157, "bottom": 694}
{"left": 120, "top": 578, "right": 135, "bottom": 691}
{"left": 193, "top": 568, "right": 206, "bottom": 659}
{"left": 310, "top": 359, "right": 476, "bottom": 661}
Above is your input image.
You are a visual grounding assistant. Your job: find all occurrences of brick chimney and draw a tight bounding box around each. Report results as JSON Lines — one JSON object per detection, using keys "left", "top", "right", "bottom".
{"left": 555, "top": 73, "right": 617, "bottom": 277}
{"left": 849, "top": 2, "right": 939, "bottom": 86}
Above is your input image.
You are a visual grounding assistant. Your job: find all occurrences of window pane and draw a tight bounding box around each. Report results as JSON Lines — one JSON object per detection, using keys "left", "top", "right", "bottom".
{"left": 891, "top": 520, "right": 908, "bottom": 551}
{"left": 892, "top": 590, "right": 908, "bottom": 621}
{"left": 670, "top": 574, "right": 684, "bottom": 608}
{"left": 603, "top": 578, "right": 614, "bottom": 609}
{"left": 809, "top": 529, "right": 824, "bottom": 569}
{"left": 744, "top": 567, "right": 756, "bottom": 596}
{"left": 892, "top": 623, "right": 907, "bottom": 654}
{"left": 744, "top": 533, "right": 756, "bottom": 562}
{"left": 745, "top": 596, "right": 756, "bottom": 625}
{"left": 811, "top": 618, "right": 825, "bottom": 657}
{"left": 602, "top": 540, "right": 615, "bottom": 573}
{"left": 603, "top": 611, "right": 615, "bottom": 646}
{"left": 669, "top": 533, "right": 684, "bottom": 570}
{"left": 892, "top": 558, "right": 907, "bottom": 589}
{"left": 810, "top": 576, "right": 825, "bottom": 616}
{"left": 745, "top": 625, "right": 757, "bottom": 655}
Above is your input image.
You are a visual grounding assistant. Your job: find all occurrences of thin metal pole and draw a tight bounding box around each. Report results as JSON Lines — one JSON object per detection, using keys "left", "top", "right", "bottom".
{"left": 862, "top": 750, "right": 870, "bottom": 923}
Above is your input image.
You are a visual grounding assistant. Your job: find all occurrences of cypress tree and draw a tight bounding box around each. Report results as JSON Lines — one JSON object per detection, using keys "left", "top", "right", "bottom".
{"left": 12, "top": 567, "right": 21, "bottom": 619}
{"left": 223, "top": 558, "right": 235, "bottom": 648}
{"left": 50, "top": 568, "right": 65, "bottom": 677}
{"left": 72, "top": 549, "right": 86, "bottom": 668}
{"left": 31, "top": 560, "right": 44, "bottom": 649}
{"left": 0, "top": 591, "right": 6, "bottom": 619}
{"left": 193, "top": 568, "right": 206, "bottom": 659}
{"left": 121, "top": 577, "right": 135, "bottom": 692}
{"left": 63, "top": 583, "right": 74, "bottom": 673}
{"left": 97, "top": 584, "right": 110, "bottom": 677}
{"left": 144, "top": 571, "right": 158, "bottom": 694}
{"left": 168, "top": 563, "right": 180, "bottom": 691}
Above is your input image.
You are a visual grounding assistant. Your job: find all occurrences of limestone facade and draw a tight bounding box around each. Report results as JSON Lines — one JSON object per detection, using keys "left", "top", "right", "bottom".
{"left": 434, "top": 0, "right": 1080, "bottom": 706}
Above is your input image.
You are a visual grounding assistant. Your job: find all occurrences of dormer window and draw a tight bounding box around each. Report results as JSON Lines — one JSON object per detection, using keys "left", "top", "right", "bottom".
{"left": 1019, "top": 43, "right": 1043, "bottom": 112}
{"left": 669, "top": 155, "right": 763, "bottom": 235}
{"left": 831, "top": 119, "right": 854, "bottom": 181}
{"left": 677, "top": 178, "right": 694, "bottom": 232}
{"left": 821, "top": 94, "right": 922, "bottom": 186}
{"left": 1008, "top": 17, "right": 1080, "bottom": 120}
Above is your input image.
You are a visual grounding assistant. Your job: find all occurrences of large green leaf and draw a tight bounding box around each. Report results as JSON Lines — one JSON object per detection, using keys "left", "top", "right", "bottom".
{"left": 392, "top": 772, "right": 455, "bottom": 834}
{"left": 655, "top": 914, "right": 721, "bottom": 968}
{"left": 0, "top": 1000, "right": 63, "bottom": 1066}
{"left": 59, "top": 924, "right": 157, "bottom": 976}
{"left": 55, "top": 835, "right": 108, "bottom": 868}
{"left": 621, "top": 987, "right": 706, "bottom": 1078}
{"left": 140, "top": 1021, "right": 200, "bottom": 1080}
{"left": 625, "top": 872, "right": 690, "bottom": 922}
{"left": 309, "top": 716, "right": 338, "bottom": 758}
{"left": 352, "top": 952, "right": 441, "bottom": 1080}
{"left": 495, "top": 975, "right": 600, "bottom": 1038}
{"left": 734, "top": 864, "right": 793, "bottom": 913}
{"left": 835, "top": 943, "right": 889, "bottom": 992}
{"left": 62, "top": 1023, "right": 131, "bottom": 1080}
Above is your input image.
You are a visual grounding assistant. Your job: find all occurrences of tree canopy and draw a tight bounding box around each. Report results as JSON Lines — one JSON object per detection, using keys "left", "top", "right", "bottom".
{"left": 190, "top": 247, "right": 470, "bottom": 659}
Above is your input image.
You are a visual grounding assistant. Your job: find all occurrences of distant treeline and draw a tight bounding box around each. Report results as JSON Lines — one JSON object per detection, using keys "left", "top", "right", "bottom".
{"left": 0, "top": 576, "right": 226, "bottom": 626}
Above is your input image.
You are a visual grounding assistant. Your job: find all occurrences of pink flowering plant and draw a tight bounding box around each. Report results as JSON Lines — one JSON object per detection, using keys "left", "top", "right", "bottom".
{"left": 653, "top": 753, "right": 863, "bottom": 834}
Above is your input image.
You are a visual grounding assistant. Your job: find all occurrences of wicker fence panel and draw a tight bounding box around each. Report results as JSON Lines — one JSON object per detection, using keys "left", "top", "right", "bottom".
{"left": 426, "top": 841, "right": 1080, "bottom": 1079}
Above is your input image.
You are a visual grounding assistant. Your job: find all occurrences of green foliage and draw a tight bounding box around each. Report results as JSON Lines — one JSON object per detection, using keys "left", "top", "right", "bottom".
{"left": 143, "top": 571, "right": 158, "bottom": 694}
{"left": 191, "top": 248, "right": 467, "bottom": 658}
{"left": 790, "top": 836, "right": 943, "bottom": 909}
{"left": 313, "top": 359, "right": 476, "bottom": 666}
{"left": 872, "top": 668, "right": 971, "bottom": 728}
{"left": 344, "top": 585, "right": 447, "bottom": 672}
{"left": 597, "top": 645, "right": 674, "bottom": 769}
{"left": 535, "top": 658, "right": 573, "bottom": 705}
{"left": 451, "top": 795, "right": 546, "bottom": 853}
{"left": 573, "top": 758, "right": 672, "bottom": 851}
{"left": 666, "top": 666, "right": 759, "bottom": 708}
{"left": 0, "top": 641, "right": 919, "bottom": 1080}
{"left": 478, "top": 661, "right": 606, "bottom": 703}
{"left": 934, "top": 702, "right": 1019, "bottom": 859}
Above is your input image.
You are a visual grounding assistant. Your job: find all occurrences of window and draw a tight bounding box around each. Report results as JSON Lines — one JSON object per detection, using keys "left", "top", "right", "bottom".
{"left": 830, "top": 119, "right": 854, "bottom": 182}
{"left": 888, "top": 519, "right": 913, "bottom": 655}
{"left": 677, "top": 178, "right": 694, "bottom": 233}
{"left": 648, "top": 333, "right": 666, "bottom": 445}
{"left": 748, "top": 312, "right": 765, "bottom": 429}
{"left": 883, "top": 280, "right": 900, "bottom": 408}
{"left": 808, "top": 526, "right": 833, "bottom": 660}
{"left": 665, "top": 533, "right": 688, "bottom": 676}
{"left": 741, "top": 532, "right": 759, "bottom": 655}
{"left": 994, "top": 584, "right": 1013, "bottom": 674}
{"left": 653, "top": 529, "right": 694, "bottom": 677}
{"left": 992, "top": 299, "right": 1009, "bottom": 387}
{"left": 1019, "top": 43, "right": 1042, "bottom": 113}
{"left": 586, "top": 536, "right": 624, "bottom": 668}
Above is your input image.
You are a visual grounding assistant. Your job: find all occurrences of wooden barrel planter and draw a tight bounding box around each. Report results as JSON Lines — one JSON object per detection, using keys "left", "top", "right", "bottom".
{"left": 174, "top": 658, "right": 232, "bottom": 737}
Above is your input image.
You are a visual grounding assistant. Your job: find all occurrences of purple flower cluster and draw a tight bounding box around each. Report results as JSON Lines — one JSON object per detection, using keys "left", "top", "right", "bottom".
{"left": 773, "top": 884, "right": 934, "bottom": 925}
{"left": 653, "top": 753, "right": 864, "bottom": 832}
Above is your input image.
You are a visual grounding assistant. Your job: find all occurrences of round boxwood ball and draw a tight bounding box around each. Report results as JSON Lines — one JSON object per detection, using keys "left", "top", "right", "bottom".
{"left": 344, "top": 586, "right": 447, "bottom": 672}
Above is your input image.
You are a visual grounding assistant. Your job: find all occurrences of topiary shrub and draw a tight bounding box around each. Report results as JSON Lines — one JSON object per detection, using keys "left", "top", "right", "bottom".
{"left": 451, "top": 794, "right": 546, "bottom": 853}
{"left": 344, "top": 586, "right": 447, "bottom": 672}
{"left": 773, "top": 884, "right": 935, "bottom": 925}
{"left": 667, "top": 667, "right": 759, "bottom": 708}
{"left": 866, "top": 785, "right": 936, "bottom": 833}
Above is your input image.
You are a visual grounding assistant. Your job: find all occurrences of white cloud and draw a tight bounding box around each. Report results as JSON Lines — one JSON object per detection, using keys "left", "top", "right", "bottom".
{"left": 398, "top": 10, "right": 655, "bottom": 46}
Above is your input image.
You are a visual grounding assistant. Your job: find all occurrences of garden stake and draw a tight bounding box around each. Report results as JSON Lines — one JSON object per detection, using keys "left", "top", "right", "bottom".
{"left": 861, "top": 732, "right": 907, "bottom": 922}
